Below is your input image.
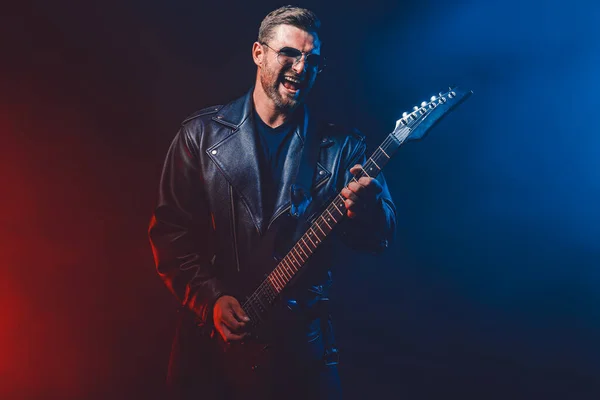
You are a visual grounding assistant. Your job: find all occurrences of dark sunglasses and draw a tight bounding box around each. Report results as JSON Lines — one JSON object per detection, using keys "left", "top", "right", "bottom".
{"left": 262, "top": 43, "right": 325, "bottom": 72}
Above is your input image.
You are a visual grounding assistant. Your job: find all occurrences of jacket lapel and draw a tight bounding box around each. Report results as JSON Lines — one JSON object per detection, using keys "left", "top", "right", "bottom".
{"left": 206, "top": 91, "right": 266, "bottom": 234}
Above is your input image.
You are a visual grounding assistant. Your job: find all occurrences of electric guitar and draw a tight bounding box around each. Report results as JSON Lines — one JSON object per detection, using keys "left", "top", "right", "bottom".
{"left": 215, "top": 86, "right": 473, "bottom": 376}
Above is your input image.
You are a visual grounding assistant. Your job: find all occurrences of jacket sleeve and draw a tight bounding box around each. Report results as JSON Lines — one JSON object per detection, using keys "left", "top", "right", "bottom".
{"left": 336, "top": 139, "right": 397, "bottom": 254}
{"left": 148, "top": 125, "right": 225, "bottom": 327}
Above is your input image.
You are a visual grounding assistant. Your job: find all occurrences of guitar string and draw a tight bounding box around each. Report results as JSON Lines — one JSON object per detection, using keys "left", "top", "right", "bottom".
{"left": 245, "top": 130, "right": 411, "bottom": 314}
{"left": 243, "top": 101, "right": 437, "bottom": 318}
{"left": 254, "top": 96, "right": 453, "bottom": 315}
{"left": 243, "top": 127, "right": 410, "bottom": 315}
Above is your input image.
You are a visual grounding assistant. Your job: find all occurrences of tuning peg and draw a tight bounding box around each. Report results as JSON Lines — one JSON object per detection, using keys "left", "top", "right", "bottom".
{"left": 448, "top": 91, "right": 456, "bottom": 98}
{"left": 413, "top": 106, "right": 419, "bottom": 111}
{"left": 430, "top": 96, "right": 437, "bottom": 102}
{"left": 420, "top": 101, "right": 427, "bottom": 107}
{"left": 402, "top": 112, "right": 408, "bottom": 118}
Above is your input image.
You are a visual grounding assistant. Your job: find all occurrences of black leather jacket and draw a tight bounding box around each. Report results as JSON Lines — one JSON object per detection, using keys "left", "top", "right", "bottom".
{"left": 148, "top": 89, "right": 396, "bottom": 328}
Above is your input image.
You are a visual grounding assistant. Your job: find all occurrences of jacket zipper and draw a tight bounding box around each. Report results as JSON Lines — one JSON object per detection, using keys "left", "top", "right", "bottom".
{"left": 229, "top": 185, "right": 241, "bottom": 272}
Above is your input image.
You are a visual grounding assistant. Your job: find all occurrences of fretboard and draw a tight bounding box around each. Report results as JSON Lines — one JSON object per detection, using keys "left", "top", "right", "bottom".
{"left": 242, "top": 126, "right": 412, "bottom": 326}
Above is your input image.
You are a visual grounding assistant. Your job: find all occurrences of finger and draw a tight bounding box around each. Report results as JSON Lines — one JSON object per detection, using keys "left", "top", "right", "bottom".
{"left": 231, "top": 301, "right": 250, "bottom": 322}
{"left": 216, "top": 324, "right": 229, "bottom": 342}
{"left": 344, "top": 198, "right": 357, "bottom": 212}
{"left": 221, "top": 325, "right": 246, "bottom": 342}
{"left": 341, "top": 188, "right": 359, "bottom": 203}
{"left": 349, "top": 164, "right": 363, "bottom": 175}
{"left": 221, "top": 309, "right": 245, "bottom": 331}
{"left": 347, "top": 209, "right": 357, "bottom": 219}
{"left": 347, "top": 180, "right": 368, "bottom": 195}
{"left": 357, "top": 176, "right": 383, "bottom": 194}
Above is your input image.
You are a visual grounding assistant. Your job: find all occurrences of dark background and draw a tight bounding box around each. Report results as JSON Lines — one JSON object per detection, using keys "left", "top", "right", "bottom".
{"left": 2, "top": 0, "right": 599, "bottom": 398}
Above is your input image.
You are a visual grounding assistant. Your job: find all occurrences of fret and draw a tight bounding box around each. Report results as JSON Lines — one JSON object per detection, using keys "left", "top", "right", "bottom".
{"left": 267, "top": 280, "right": 277, "bottom": 297}
{"left": 308, "top": 227, "right": 321, "bottom": 244}
{"left": 376, "top": 155, "right": 389, "bottom": 169}
{"left": 267, "top": 285, "right": 277, "bottom": 302}
{"left": 268, "top": 275, "right": 280, "bottom": 292}
{"left": 248, "top": 304, "right": 261, "bottom": 323}
{"left": 301, "top": 237, "right": 314, "bottom": 254}
{"left": 325, "top": 208, "right": 338, "bottom": 223}
{"left": 331, "top": 200, "right": 344, "bottom": 217}
{"left": 260, "top": 282, "right": 274, "bottom": 302}
{"left": 370, "top": 158, "right": 381, "bottom": 171}
{"left": 273, "top": 264, "right": 284, "bottom": 284}
{"left": 364, "top": 164, "right": 377, "bottom": 177}
{"left": 305, "top": 231, "right": 317, "bottom": 247}
{"left": 378, "top": 146, "right": 390, "bottom": 159}
{"left": 315, "top": 222, "right": 326, "bottom": 236}
{"left": 281, "top": 258, "right": 293, "bottom": 279}
{"left": 289, "top": 252, "right": 300, "bottom": 268}
{"left": 296, "top": 241, "right": 306, "bottom": 257}
{"left": 249, "top": 296, "right": 265, "bottom": 317}
{"left": 282, "top": 261, "right": 292, "bottom": 280}
{"left": 244, "top": 297, "right": 261, "bottom": 321}
{"left": 297, "top": 242, "right": 309, "bottom": 258}
{"left": 287, "top": 257, "right": 298, "bottom": 274}
{"left": 254, "top": 289, "right": 269, "bottom": 310}
{"left": 336, "top": 195, "right": 347, "bottom": 216}
{"left": 321, "top": 215, "right": 332, "bottom": 230}
{"left": 273, "top": 266, "right": 286, "bottom": 285}
{"left": 279, "top": 258, "right": 290, "bottom": 279}
{"left": 293, "top": 246, "right": 305, "bottom": 263}
{"left": 268, "top": 276, "right": 281, "bottom": 294}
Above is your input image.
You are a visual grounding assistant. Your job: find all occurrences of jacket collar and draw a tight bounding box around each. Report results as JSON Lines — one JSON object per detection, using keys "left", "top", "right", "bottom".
{"left": 206, "top": 89, "right": 315, "bottom": 235}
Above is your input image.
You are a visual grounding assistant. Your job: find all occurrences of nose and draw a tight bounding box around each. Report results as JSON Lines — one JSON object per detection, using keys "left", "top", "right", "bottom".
{"left": 292, "top": 56, "right": 307, "bottom": 74}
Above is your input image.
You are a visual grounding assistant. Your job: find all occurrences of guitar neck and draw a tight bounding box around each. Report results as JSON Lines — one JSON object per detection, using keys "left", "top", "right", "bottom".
{"left": 241, "top": 87, "right": 472, "bottom": 325}
{"left": 242, "top": 128, "right": 410, "bottom": 324}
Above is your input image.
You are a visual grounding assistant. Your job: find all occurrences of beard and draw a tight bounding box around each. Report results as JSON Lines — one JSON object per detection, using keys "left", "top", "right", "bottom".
{"left": 260, "top": 64, "right": 306, "bottom": 112}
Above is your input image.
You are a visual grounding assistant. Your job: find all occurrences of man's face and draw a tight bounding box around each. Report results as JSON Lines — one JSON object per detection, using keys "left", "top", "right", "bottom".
{"left": 258, "top": 24, "right": 321, "bottom": 112}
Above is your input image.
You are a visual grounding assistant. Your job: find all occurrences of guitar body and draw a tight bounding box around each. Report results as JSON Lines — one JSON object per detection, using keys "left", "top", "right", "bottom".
{"left": 206, "top": 311, "right": 325, "bottom": 397}
{"left": 209, "top": 213, "right": 323, "bottom": 378}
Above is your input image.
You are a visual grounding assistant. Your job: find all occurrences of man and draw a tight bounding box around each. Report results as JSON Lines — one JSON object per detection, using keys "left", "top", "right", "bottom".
{"left": 149, "top": 6, "right": 396, "bottom": 400}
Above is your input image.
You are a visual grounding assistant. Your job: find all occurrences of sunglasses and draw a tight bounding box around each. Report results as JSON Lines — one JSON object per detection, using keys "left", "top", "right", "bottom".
{"left": 261, "top": 43, "right": 325, "bottom": 72}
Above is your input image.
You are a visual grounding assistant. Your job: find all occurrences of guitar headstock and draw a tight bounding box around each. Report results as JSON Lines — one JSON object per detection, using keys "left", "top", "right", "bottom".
{"left": 392, "top": 87, "right": 473, "bottom": 143}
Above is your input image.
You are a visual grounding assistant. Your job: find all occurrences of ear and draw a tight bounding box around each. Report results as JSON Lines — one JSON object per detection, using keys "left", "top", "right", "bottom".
{"left": 252, "top": 42, "right": 263, "bottom": 67}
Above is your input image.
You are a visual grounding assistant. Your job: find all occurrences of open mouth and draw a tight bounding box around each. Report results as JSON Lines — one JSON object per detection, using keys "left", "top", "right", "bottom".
{"left": 281, "top": 76, "right": 305, "bottom": 93}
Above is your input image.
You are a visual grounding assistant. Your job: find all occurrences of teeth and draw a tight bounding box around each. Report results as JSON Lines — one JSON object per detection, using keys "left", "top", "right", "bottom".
{"left": 284, "top": 77, "right": 301, "bottom": 84}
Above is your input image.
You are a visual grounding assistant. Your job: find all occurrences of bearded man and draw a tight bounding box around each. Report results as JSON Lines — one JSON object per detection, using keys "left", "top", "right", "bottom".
{"left": 149, "top": 6, "right": 396, "bottom": 400}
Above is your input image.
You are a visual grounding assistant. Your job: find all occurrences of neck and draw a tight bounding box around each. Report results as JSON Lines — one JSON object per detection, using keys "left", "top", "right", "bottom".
{"left": 252, "top": 86, "right": 296, "bottom": 128}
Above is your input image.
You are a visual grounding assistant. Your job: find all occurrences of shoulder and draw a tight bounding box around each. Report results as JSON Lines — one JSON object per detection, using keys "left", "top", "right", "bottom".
{"left": 181, "top": 104, "right": 223, "bottom": 127}
{"left": 177, "top": 104, "right": 224, "bottom": 148}
{"left": 171, "top": 105, "right": 223, "bottom": 154}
